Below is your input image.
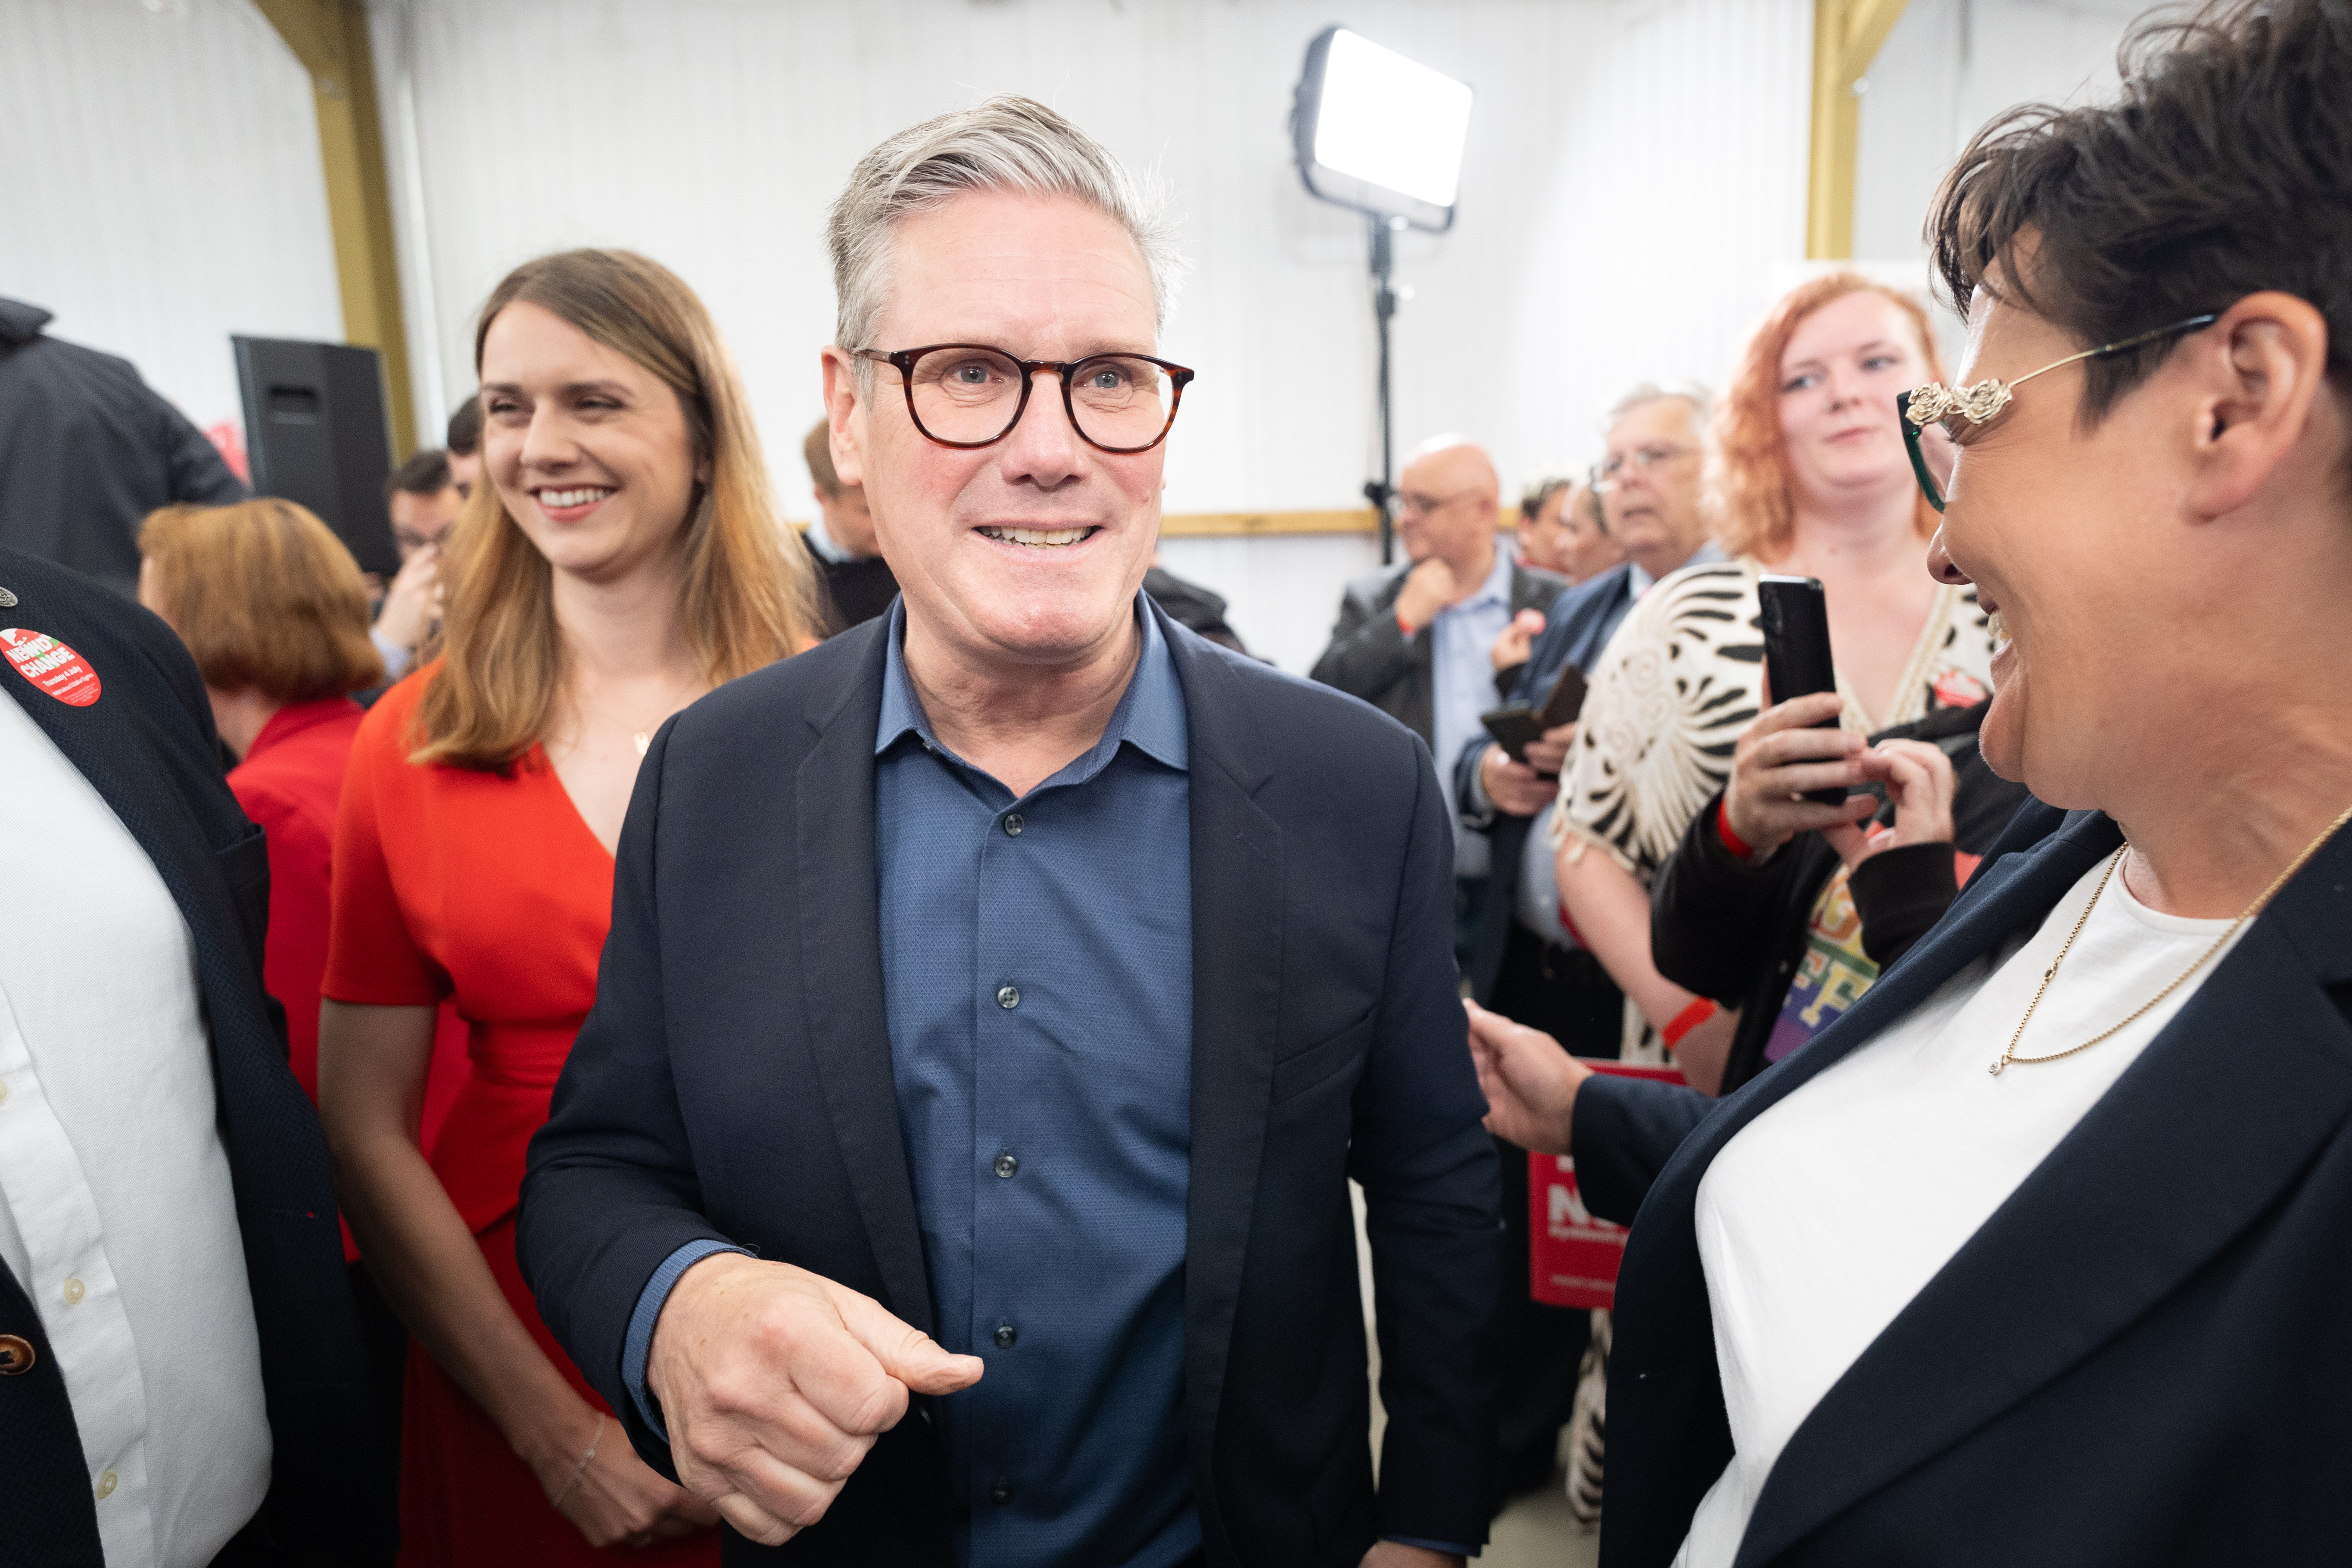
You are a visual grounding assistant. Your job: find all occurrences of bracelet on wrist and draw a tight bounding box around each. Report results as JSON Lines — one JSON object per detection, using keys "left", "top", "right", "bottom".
{"left": 1661, "top": 997, "right": 1719, "bottom": 1049}
{"left": 1716, "top": 797, "right": 1755, "bottom": 860}
{"left": 552, "top": 1411, "right": 605, "bottom": 1509}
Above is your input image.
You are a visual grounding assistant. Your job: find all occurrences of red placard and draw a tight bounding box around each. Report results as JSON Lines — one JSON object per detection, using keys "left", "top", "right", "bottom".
{"left": 1, "top": 628, "right": 101, "bottom": 707}
{"left": 1530, "top": 1057, "right": 1688, "bottom": 1309}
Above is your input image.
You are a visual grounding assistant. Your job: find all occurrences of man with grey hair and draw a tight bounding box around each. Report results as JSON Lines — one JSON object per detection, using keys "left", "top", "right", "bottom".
{"left": 1450, "top": 383, "right": 1717, "bottom": 1510}
{"left": 520, "top": 97, "right": 1498, "bottom": 1568}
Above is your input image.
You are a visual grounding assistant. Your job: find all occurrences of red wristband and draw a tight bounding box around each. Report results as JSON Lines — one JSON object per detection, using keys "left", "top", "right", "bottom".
{"left": 1716, "top": 797, "right": 1754, "bottom": 860}
{"left": 1661, "top": 998, "right": 1719, "bottom": 1049}
{"left": 1396, "top": 608, "right": 1417, "bottom": 637}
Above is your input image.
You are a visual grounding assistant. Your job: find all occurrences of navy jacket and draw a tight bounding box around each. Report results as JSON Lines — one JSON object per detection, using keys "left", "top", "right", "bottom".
{"left": 0, "top": 548, "right": 390, "bottom": 1565}
{"left": 1308, "top": 556, "right": 1566, "bottom": 748}
{"left": 518, "top": 606, "right": 1501, "bottom": 1567}
{"left": 1593, "top": 798, "right": 2352, "bottom": 1566}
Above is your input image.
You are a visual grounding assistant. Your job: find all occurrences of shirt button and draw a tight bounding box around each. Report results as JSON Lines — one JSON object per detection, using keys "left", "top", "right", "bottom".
{"left": 62, "top": 1277, "right": 85, "bottom": 1306}
{"left": 992, "top": 1153, "right": 1019, "bottom": 1179}
{"left": 989, "top": 1478, "right": 1014, "bottom": 1506}
{"left": 1003, "top": 813, "right": 1024, "bottom": 837}
{"left": 993, "top": 1322, "right": 1018, "bottom": 1349}
{"left": 0, "top": 1079, "right": 9, "bottom": 1104}
{"left": 996, "top": 984, "right": 1020, "bottom": 1010}
{"left": 96, "top": 1469, "right": 118, "bottom": 1500}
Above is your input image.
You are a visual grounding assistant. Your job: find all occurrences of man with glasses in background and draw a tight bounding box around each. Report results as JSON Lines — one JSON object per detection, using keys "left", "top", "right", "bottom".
{"left": 1313, "top": 436, "right": 1567, "bottom": 968}
{"left": 1450, "top": 383, "right": 1718, "bottom": 1511}
{"left": 520, "top": 97, "right": 1498, "bottom": 1568}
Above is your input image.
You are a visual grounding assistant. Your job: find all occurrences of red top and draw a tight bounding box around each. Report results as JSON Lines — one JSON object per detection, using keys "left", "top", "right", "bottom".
{"left": 230, "top": 697, "right": 368, "bottom": 1103}
{"left": 324, "top": 668, "right": 616, "bottom": 1236}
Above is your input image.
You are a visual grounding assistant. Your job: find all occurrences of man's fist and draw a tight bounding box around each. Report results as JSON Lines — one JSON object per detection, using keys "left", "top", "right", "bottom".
{"left": 1393, "top": 558, "right": 1461, "bottom": 635}
{"left": 1489, "top": 607, "right": 1546, "bottom": 671}
{"left": 647, "top": 1253, "right": 984, "bottom": 1547}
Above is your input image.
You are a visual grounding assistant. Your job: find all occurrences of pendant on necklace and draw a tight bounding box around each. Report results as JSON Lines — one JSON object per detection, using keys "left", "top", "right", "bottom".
{"left": 0, "top": 584, "right": 17, "bottom": 608}
{"left": 633, "top": 732, "right": 651, "bottom": 758}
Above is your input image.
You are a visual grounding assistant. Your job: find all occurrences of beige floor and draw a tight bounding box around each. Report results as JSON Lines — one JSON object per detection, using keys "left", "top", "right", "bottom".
{"left": 1354, "top": 1185, "right": 1598, "bottom": 1566}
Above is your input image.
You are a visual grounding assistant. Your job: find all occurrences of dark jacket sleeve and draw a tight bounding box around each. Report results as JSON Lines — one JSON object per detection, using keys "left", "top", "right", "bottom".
{"left": 1651, "top": 790, "right": 1816, "bottom": 1005}
{"left": 518, "top": 719, "right": 737, "bottom": 1474}
{"left": 1309, "top": 581, "right": 1419, "bottom": 707}
{"left": 1349, "top": 733, "right": 1502, "bottom": 1548}
{"left": 162, "top": 397, "right": 246, "bottom": 505}
{"left": 1570, "top": 1075, "right": 1716, "bottom": 1228}
{"left": 1847, "top": 841, "right": 1961, "bottom": 970}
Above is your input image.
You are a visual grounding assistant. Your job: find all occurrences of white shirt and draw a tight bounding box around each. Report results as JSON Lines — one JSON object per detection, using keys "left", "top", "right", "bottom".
{"left": 0, "top": 695, "right": 272, "bottom": 1567}
{"left": 1673, "top": 852, "right": 2244, "bottom": 1568}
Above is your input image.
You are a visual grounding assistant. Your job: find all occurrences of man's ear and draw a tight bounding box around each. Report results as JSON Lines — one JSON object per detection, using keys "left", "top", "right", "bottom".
{"left": 820, "top": 346, "right": 866, "bottom": 490}
{"left": 2185, "top": 290, "right": 2333, "bottom": 521}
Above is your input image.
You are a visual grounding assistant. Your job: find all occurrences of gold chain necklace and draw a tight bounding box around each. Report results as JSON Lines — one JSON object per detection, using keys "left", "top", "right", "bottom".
{"left": 575, "top": 674, "right": 698, "bottom": 759}
{"left": 1991, "top": 800, "right": 2352, "bottom": 1076}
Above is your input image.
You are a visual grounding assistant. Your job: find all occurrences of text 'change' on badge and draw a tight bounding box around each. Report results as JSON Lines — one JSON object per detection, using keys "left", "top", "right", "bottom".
{"left": 1, "top": 628, "right": 102, "bottom": 707}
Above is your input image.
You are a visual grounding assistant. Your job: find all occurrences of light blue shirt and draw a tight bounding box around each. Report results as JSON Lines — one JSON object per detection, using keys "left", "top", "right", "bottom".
{"left": 1431, "top": 545, "right": 1517, "bottom": 879}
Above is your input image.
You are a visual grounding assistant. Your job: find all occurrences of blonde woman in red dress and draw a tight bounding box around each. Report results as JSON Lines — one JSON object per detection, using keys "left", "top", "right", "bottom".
{"left": 319, "top": 250, "right": 824, "bottom": 1565}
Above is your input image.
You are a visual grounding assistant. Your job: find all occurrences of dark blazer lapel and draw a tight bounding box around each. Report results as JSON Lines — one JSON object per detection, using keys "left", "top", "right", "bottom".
{"left": 790, "top": 620, "right": 934, "bottom": 1334}
{"left": 1162, "top": 611, "right": 1286, "bottom": 1549}
{"left": 1734, "top": 826, "right": 2352, "bottom": 1567}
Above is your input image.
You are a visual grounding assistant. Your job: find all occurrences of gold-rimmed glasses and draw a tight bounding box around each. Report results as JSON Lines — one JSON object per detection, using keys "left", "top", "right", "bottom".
{"left": 1897, "top": 312, "right": 2219, "bottom": 512}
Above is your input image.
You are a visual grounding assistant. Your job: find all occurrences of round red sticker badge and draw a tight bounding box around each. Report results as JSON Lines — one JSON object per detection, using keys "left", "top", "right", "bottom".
{"left": 1, "top": 628, "right": 102, "bottom": 707}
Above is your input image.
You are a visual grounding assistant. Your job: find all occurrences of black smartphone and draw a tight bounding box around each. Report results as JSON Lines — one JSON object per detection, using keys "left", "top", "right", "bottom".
{"left": 1480, "top": 664, "right": 1589, "bottom": 774}
{"left": 1756, "top": 574, "right": 1847, "bottom": 806}
{"left": 1537, "top": 663, "right": 1589, "bottom": 728}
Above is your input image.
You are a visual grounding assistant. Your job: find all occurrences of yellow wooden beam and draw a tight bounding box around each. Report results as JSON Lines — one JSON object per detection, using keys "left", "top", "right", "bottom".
{"left": 1158, "top": 508, "right": 1385, "bottom": 538}
{"left": 254, "top": 0, "right": 417, "bottom": 456}
{"left": 1807, "top": 0, "right": 1911, "bottom": 259}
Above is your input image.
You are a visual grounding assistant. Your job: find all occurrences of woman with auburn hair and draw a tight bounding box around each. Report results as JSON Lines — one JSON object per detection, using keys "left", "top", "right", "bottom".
{"left": 137, "top": 497, "right": 383, "bottom": 1101}
{"left": 1517, "top": 274, "right": 2012, "bottom": 1522}
{"left": 1543, "top": 271, "right": 2004, "bottom": 1094}
{"left": 319, "top": 249, "right": 822, "bottom": 1565}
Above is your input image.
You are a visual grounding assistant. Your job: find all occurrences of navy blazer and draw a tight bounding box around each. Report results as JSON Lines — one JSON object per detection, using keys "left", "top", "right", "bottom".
{"left": 0, "top": 548, "right": 389, "bottom": 1565}
{"left": 518, "top": 605, "right": 1501, "bottom": 1567}
{"left": 1599, "top": 797, "right": 2352, "bottom": 1566}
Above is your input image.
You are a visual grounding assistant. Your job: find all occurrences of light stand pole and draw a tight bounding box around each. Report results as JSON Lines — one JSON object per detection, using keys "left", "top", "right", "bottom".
{"left": 1364, "top": 214, "right": 1401, "bottom": 565}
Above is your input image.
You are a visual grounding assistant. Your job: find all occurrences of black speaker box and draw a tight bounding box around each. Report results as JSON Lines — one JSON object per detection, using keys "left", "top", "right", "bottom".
{"left": 232, "top": 336, "right": 401, "bottom": 577}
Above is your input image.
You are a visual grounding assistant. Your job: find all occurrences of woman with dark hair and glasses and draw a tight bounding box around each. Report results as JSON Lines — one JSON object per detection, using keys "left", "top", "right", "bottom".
{"left": 1475, "top": 2, "right": 2352, "bottom": 1562}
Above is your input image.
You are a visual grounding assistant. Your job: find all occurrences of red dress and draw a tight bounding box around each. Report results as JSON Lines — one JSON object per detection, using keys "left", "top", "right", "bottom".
{"left": 324, "top": 670, "right": 716, "bottom": 1568}
{"left": 231, "top": 697, "right": 469, "bottom": 1261}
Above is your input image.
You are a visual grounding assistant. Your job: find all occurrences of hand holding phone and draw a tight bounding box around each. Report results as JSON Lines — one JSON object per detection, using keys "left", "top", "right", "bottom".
{"left": 1480, "top": 663, "right": 1588, "bottom": 768}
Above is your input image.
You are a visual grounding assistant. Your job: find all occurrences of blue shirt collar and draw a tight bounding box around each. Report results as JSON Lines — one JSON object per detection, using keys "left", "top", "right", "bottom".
{"left": 875, "top": 595, "right": 1188, "bottom": 778}
{"left": 1446, "top": 543, "right": 1514, "bottom": 615}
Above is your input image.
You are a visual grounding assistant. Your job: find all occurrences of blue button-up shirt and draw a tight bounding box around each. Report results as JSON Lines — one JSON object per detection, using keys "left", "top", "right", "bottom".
{"left": 869, "top": 597, "right": 1196, "bottom": 1567}
{"left": 1430, "top": 546, "right": 1517, "bottom": 880}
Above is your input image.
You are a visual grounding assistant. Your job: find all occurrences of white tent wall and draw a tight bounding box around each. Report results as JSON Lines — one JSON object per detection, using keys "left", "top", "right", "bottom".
{"left": 0, "top": 0, "right": 343, "bottom": 462}
{"left": 4, "top": 0, "right": 2159, "bottom": 672}
{"left": 369, "top": 0, "right": 1817, "bottom": 673}
{"left": 1854, "top": 0, "right": 2163, "bottom": 274}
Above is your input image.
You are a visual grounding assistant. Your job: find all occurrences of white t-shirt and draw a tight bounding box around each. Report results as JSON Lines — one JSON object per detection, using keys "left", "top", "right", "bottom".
{"left": 1672, "top": 851, "right": 2244, "bottom": 1568}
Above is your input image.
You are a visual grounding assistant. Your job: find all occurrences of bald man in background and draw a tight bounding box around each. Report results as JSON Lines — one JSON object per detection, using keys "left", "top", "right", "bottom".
{"left": 1313, "top": 438, "right": 1566, "bottom": 967}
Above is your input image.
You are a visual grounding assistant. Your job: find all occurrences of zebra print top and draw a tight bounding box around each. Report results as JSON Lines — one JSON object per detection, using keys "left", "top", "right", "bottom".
{"left": 1552, "top": 558, "right": 1997, "bottom": 889}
